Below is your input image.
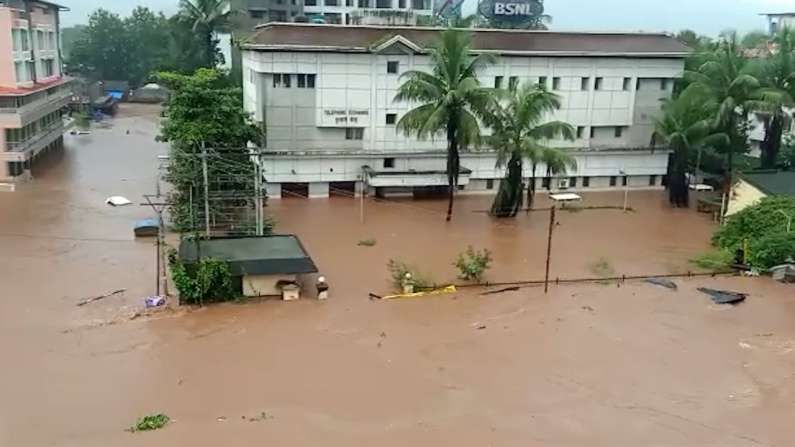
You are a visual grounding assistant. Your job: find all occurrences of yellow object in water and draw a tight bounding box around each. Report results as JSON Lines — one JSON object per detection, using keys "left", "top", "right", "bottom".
{"left": 381, "top": 285, "right": 457, "bottom": 300}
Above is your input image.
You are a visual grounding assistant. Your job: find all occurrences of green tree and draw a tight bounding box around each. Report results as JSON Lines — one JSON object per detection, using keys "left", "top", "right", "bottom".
{"left": 124, "top": 7, "right": 172, "bottom": 86}
{"left": 179, "top": 0, "right": 235, "bottom": 68}
{"left": 69, "top": 9, "right": 131, "bottom": 81}
{"left": 482, "top": 82, "right": 574, "bottom": 217}
{"left": 157, "top": 69, "right": 262, "bottom": 232}
{"left": 654, "top": 89, "right": 723, "bottom": 207}
{"left": 685, "top": 33, "right": 761, "bottom": 190}
{"left": 60, "top": 25, "right": 87, "bottom": 61}
{"left": 394, "top": 28, "right": 495, "bottom": 221}
{"left": 741, "top": 30, "right": 770, "bottom": 49}
{"left": 747, "top": 28, "right": 795, "bottom": 168}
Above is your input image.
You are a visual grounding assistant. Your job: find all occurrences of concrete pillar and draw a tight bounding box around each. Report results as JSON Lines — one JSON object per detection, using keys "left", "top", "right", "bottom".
{"left": 308, "top": 182, "right": 329, "bottom": 198}
{"left": 266, "top": 182, "right": 282, "bottom": 199}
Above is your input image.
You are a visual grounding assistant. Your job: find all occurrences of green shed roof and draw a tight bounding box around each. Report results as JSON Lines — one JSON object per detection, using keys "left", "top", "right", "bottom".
{"left": 741, "top": 171, "right": 795, "bottom": 197}
{"left": 179, "top": 235, "right": 318, "bottom": 276}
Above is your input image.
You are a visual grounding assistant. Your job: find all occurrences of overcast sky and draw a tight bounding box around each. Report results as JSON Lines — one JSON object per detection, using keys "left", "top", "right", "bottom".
{"left": 60, "top": 0, "right": 792, "bottom": 35}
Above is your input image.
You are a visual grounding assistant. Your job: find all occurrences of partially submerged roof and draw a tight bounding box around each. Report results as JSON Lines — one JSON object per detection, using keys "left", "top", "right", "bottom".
{"left": 741, "top": 170, "right": 795, "bottom": 197}
{"left": 243, "top": 23, "right": 691, "bottom": 57}
{"left": 179, "top": 235, "right": 318, "bottom": 276}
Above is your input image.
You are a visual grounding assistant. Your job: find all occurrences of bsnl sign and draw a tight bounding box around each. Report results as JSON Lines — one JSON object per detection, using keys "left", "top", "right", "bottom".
{"left": 479, "top": 0, "right": 543, "bottom": 24}
{"left": 494, "top": 2, "right": 535, "bottom": 16}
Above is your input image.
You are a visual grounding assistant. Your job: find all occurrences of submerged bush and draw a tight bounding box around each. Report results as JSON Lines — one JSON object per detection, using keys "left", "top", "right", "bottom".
{"left": 747, "top": 232, "right": 795, "bottom": 270}
{"left": 453, "top": 246, "right": 493, "bottom": 283}
{"left": 690, "top": 249, "right": 735, "bottom": 271}
{"left": 714, "top": 196, "right": 795, "bottom": 250}
{"left": 169, "top": 250, "right": 235, "bottom": 304}
{"left": 129, "top": 413, "right": 170, "bottom": 432}
{"left": 386, "top": 259, "right": 435, "bottom": 291}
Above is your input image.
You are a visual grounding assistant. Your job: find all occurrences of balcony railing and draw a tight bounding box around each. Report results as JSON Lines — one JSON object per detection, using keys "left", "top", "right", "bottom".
{"left": 0, "top": 88, "right": 71, "bottom": 116}
{"left": 5, "top": 120, "right": 65, "bottom": 155}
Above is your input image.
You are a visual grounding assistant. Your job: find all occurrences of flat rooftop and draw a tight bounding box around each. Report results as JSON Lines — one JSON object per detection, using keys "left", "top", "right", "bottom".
{"left": 179, "top": 235, "right": 318, "bottom": 276}
{"left": 0, "top": 77, "right": 72, "bottom": 97}
{"left": 243, "top": 23, "right": 691, "bottom": 57}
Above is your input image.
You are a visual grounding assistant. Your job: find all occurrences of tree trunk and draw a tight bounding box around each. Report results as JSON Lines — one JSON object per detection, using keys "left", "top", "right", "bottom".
{"left": 760, "top": 112, "right": 784, "bottom": 169}
{"left": 668, "top": 147, "right": 689, "bottom": 207}
{"left": 490, "top": 153, "right": 523, "bottom": 218}
{"left": 446, "top": 121, "right": 459, "bottom": 222}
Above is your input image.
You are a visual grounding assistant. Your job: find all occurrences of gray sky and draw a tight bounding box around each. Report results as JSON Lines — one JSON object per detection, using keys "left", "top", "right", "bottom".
{"left": 60, "top": 0, "right": 791, "bottom": 35}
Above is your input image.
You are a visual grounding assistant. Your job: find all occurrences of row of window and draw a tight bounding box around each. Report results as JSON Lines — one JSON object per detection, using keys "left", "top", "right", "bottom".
{"left": 5, "top": 110, "right": 63, "bottom": 144}
{"left": 304, "top": 0, "right": 429, "bottom": 8}
{"left": 482, "top": 175, "right": 660, "bottom": 189}
{"left": 11, "top": 28, "right": 56, "bottom": 53}
{"left": 13, "top": 58, "right": 56, "bottom": 83}
{"left": 272, "top": 73, "right": 316, "bottom": 89}
{"left": 495, "top": 75, "right": 670, "bottom": 91}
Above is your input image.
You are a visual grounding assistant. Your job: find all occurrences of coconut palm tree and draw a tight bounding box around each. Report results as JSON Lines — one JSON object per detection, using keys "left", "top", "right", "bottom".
{"left": 654, "top": 89, "right": 723, "bottom": 207}
{"left": 747, "top": 28, "right": 795, "bottom": 168}
{"left": 179, "top": 0, "right": 234, "bottom": 68}
{"left": 394, "top": 28, "right": 495, "bottom": 221}
{"left": 482, "top": 82, "right": 575, "bottom": 217}
{"left": 684, "top": 32, "right": 761, "bottom": 190}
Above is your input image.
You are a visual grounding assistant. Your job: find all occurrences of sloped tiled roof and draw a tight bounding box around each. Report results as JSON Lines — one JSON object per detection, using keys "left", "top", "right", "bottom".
{"left": 243, "top": 23, "right": 691, "bottom": 57}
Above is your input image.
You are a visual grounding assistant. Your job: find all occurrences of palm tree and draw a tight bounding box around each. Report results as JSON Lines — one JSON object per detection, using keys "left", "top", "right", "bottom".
{"left": 179, "top": 0, "right": 234, "bottom": 68}
{"left": 394, "top": 28, "right": 495, "bottom": 221}
{"left": 482, "top": 82, "right": 574, "bottom": 217}
{"left": 654, "top": 89, "right": 723, "bottom": 207}
{"left": 747, "top": 28, "right": 795, "bottom": 168}
{"left": 684, "top": 33, "right": 761, "bottom": 190}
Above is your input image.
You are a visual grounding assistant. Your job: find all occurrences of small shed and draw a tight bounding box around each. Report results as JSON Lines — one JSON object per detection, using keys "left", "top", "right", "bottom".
{"left": 130, "top": 83, "right": 170, "bottom": 103}
{"left": 178, "top": 235, "right": 318, "bottom": 297}
{"left": 728, "top": 170, "right": 795, "bottom": 216}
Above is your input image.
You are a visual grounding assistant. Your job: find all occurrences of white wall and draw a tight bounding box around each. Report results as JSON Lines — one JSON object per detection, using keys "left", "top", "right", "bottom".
{"left": 243, "top": 49, "right": 683, "bottom": 154}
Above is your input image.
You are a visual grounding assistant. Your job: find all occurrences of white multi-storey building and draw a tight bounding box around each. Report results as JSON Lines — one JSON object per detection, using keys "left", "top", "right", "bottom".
{"left": 242, "top": 23, "right": 689, "bottom": 198}
{"left": 303, "top": 0, "right": 433, "bottom": 26}
{"left": 0, "top": 0, "right": 71, "bottom": 186}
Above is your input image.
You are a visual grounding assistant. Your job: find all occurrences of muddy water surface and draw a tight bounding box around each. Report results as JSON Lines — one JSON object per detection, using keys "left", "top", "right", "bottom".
{"left": 1, "top": 104, "right": 794, "bottom": 446}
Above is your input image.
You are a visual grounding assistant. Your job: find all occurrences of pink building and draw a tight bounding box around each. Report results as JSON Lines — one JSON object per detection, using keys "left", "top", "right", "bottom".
{"left": 0, "top": 0, "right": 71, "bottom": 186}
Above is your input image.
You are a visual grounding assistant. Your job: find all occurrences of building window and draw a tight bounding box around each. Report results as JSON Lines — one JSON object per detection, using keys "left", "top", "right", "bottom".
{"left": 590, "top": 127, "right": 596, "bottom": 138}
{"left": 383, "top": 157, "right": 395, "bottom": 168}
{"left": 250, "top": 10, "right": 265, "bottom": 18}
{"left": 609, "top": 176, "right": 617, "bottom": 187}
{"left": 412, "top": 0, "right": 428, "bottom": 8}
{"left": 297, "top": 74, "right": 306, "bottom": 88}
{"left": 538, "top": 76, "right": 547, "bottom": 87}
{"left": 622, "top": 175, "right": 629, "bottom": 186}
{"left": 357, "top": 0, "right": 370, "bottom": 6}
{"left": 582, "top": 176, "right": 590, "bottom": 187}
{"left": 44, "top": 59, "right": 54, "bottom": 77}
{"left": 570, "top": 177, "right": 577, "bottom": 188}
{"left": 385, "top": 113, "right": 397, "bottom": 125}
{"left": 305, "top": 0, "right": 317, "bottom": 5}
{"left": 37, "top": 30, "right": 44, "bottom": 49}
{"left": 542, "top": 177, "right": 551, "bottom": 190}
{"left": 576, "top": 126, "right": 585, "bottom": 139}
{"left": 581, "top": 77, "right": 590, "bottom": 90}
{"left": 387, "top": 60, "right": 399, "bottom": 74}
{"left": 552, "top": 77, "right": 561, "bottom": 90}
{"left": 307, "top": 74, "right": 316, "bottom": 88}
{"left": 21, "top": 30, "right": 29, "bottom": 51}
{"left": 272, "top": 10, "right": 287, "bottom": 21}
{"left": 661, "top": 78, "right": 670, "bottom": 90}
{"left": 14, "top": 61, "right": 24, "bottom": 82}
{"left": 636, "top": 78, "right": 642, "bottom": 90}
{"left": 494, "top": 76, "right": 503, "bottom": 88}
{"left": 346, "top": 128, "right": 364, "bottom": 140}
{"left": 614, "top": 126, "right": 624, "bottom": 138}
{"left": 325, "top": 0, "right": 339, "bottom": 5}
{"left": 486, "top": 179, "right": 494, "bottom": 190}
{"left": 273, "top": 73, "right": 282, "bottom": 88}
{"left": 376, "top": 0, "right": 391, "bottom": 8}
{"left": 347, "top": 0, "right": 354, "bottom": 5}
{"left": 398, "top": 0, "right": 405, "bottom": 7}
{"left": 623, "top": 77, "right": 632, "bottom": 91}
{"left": 649, "top": 175, "right": 657, "bottom": 186}
{"left": 508, "top": 76, "right": 518, "bottom": 89}
{"left": 594, "top": 77, "right": 603, "bottom": 90}
{"left": 283, "top": 74, "right": 291, "bottom": 88}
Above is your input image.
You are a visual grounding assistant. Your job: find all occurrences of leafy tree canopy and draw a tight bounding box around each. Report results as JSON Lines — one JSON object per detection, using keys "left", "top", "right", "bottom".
{"left": 714, "top": 196, "right": 795, "bottom": 253}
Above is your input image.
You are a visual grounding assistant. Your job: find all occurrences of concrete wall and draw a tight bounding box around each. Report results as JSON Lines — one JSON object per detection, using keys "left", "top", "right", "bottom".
{"left": 727, "top": 179, "right": 767, "bottom": 216}
{"left": 243, "top": 50, "right": 683, "bottom": 154}
{"left": 0, "top": 9, "right": 14, "bottom": 87}
{"left": 242, "top": 273, "right": 298, "bottom": 297}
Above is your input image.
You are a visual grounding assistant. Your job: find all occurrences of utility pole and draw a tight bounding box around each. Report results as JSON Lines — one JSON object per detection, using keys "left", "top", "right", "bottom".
{"left": 360, "top": 175, "right": 366, "bottom": 224}
{"left": 254, "top": 149, "right": 263, "bottom": 236}
{"left": 142, "top": 194, "right": 170, "bottom": 298}
{"left": 201, "top": 142, "right": 211, "bottom": 237}
{"left": 544, "top": 206, "right": 556, "bottom": 294}
{"left": 620, "top": 169, "right": 629, "bottom": 212}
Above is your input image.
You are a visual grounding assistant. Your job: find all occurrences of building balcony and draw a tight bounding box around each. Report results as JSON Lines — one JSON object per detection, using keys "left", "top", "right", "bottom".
{"left": 0, "top": 120, "right": 66, "bottom": 162}
{"left": 0, "top": 87, "right": 71, "bottom": 128}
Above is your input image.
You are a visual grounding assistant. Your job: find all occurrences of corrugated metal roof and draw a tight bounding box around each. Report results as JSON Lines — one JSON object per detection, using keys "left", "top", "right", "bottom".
{"left": 243, "top": 23, "right": 691, "bottom": 57}
{"left": 179, "top": 235, "right": 318, "bottom": 276}
{"left": 742, "top": 170, "right": 795, "bottom": 197}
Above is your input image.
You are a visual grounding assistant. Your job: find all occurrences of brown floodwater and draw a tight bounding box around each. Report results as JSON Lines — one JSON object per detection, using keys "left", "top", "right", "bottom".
{"left": 2, "top": 104, "right": 794, "bottom": 446}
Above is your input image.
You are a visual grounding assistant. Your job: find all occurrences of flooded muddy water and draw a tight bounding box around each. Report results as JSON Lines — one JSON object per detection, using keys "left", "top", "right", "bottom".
{"left": 2, "top": 104, "right": 795, "bottom": 446}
